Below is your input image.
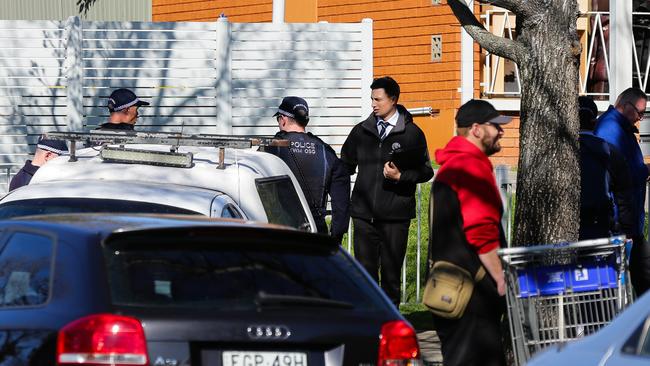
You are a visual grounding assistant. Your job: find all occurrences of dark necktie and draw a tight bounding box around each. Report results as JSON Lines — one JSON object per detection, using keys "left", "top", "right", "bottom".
{"left": 378, "top": 120, "right": 390, "bottom": 140}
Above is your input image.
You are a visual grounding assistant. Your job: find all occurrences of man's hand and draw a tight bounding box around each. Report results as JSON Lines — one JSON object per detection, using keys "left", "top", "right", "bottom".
{"left": 479, "top": 248, "right": 506, "bottom": 297}
{"left": 497, "top": 277, "right": 506, "bottom": 296}
{"left": 383, "top": 161, "right": 401, "bottom": 181}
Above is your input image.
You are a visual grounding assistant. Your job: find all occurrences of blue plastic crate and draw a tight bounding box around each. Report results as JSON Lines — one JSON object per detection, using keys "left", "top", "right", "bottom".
{"left": 516, "top": 257, "right": 618, "bottom": 298}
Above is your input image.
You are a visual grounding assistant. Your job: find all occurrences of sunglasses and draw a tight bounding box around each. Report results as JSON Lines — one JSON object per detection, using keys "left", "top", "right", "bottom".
{"left": 483, "top": 122, "right": 504, "bottom": 132}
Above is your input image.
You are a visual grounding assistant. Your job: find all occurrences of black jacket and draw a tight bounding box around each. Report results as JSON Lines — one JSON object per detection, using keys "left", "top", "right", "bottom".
{"left": 9, "top": 160, "right": 39, "bottom": 191}
{"left": 268, "top": 131, "right": 350, "bottom": 238}
{"left": 579, "top": 132, "right": 635, "bottom": 239}
{"left": 341, "top": 105, "right": 434, "bottom": 221}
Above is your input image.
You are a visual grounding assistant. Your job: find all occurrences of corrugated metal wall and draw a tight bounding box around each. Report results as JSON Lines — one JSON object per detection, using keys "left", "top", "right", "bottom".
{"left": 0, "top": 0, "right": 151, "bottom": 21}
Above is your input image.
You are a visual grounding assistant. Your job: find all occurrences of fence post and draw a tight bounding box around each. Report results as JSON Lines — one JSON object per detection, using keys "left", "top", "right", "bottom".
{"left": 215, "top": 16, "right": 232, "bottom": 135}
{"left": 360, "top": 18, "right": 373, "bottom": 119}
{"left": 402, "top": 248, "right": 407, "bottom": 305}
{"left": 416, "top": 183, "right": 422, "bottom": 302}
{"left": 65, "top": 16, "right": 83, "bottom": 131}
{"left": 496, "top": 165, "right": 513, "bottom": 245}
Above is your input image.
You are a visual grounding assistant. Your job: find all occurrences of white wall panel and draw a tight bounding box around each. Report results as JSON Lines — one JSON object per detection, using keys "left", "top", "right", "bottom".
{"left": 0, "top": 17, "right": 373, "bottom": 192}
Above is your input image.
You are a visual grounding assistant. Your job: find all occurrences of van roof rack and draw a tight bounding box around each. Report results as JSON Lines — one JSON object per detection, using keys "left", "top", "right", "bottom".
{"left": 45, "top": 131, "right": 288, "bottom": 168}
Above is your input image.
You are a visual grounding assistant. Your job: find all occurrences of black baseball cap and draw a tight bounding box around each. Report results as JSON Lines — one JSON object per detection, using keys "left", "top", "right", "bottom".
{"left": 273, "top": 96, "right": 310, "bottom": 123}
{"left": 455, "top": 99, "right": 511, "bottom": 127}
{"left": 107, "top": 88, "right": 150, "bottom": 112}
{"left": 37, "top": 135, "right": 68, "bottom": 155}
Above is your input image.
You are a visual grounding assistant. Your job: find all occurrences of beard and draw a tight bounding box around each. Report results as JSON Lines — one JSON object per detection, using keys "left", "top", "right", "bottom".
{"left": 482, "top": 136, "right": 502, "bottom": 156}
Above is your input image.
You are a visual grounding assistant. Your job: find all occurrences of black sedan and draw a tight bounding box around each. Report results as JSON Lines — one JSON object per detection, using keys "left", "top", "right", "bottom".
{"left": 0, "top": 214, "right": 421, "bottom": 366}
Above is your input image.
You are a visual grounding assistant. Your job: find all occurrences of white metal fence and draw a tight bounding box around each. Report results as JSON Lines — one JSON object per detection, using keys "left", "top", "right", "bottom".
{"left": 0, "top": 16, "right": 373, "bottom": 193}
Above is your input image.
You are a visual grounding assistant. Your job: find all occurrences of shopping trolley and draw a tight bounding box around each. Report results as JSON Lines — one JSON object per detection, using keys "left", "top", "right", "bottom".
{"left": 497, "top": 236, "right": 633, "bottom": 366}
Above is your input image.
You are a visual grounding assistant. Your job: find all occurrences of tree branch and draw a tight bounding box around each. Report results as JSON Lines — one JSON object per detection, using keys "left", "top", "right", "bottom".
{"left": 448, "top": 0, "right": 526, "bottom": 63}
{"left": 480, "top": 0, "right": 525, "bottom": 14}
{"left": 77, "top": 0, "right": 99, "bottom": 15}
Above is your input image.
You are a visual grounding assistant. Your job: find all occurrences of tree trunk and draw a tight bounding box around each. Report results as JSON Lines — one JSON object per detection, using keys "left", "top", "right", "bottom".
{"left": 513, "top": 2, "right": 581, "bottom": 246}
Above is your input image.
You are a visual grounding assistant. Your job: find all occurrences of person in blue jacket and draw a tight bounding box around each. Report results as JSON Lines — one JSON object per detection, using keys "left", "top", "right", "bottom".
{"left": 267, "top": 96, "right": 350, "bottom": 243}
{"left": 594, "top": 87, "right": 650, "bottom": 295}
{"left": 579, "top": 96, "right": 635, "bottom": 240}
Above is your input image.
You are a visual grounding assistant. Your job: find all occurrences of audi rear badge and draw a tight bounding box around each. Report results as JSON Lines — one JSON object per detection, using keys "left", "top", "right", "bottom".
{"left": 246, "top": 325, "right": 291, "bottom": 340}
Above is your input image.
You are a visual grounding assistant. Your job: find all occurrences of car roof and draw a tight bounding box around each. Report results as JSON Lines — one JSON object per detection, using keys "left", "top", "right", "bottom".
{"left": 31, "top": 145, "right": 293, "bottom": 190}
{"left": 24, "top": 145, "right": 312, "bottom": 225}
{"left": 1, "top": 213, "right": 334, "bottom": 246}
{"left": 2, "top": 180, "right": 223, "bottom": 216}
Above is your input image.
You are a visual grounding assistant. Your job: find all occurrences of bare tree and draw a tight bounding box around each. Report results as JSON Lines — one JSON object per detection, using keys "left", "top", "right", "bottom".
{"left": 448, "top": 0, "right": 582, "bottom": 246}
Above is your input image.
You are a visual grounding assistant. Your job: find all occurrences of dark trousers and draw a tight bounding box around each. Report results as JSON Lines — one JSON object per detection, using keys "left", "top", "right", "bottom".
{"left": 630, "top": 235, "right": 650, "bottom": 296}
{"left": 352, "top": 217, "right": 410, "bottom": 307}
{"left": 433, "top": 279, "right": 506, "bottom": 366}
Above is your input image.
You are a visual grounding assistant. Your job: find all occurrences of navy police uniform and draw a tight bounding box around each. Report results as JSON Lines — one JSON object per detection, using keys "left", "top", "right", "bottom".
{"left": 270, "top": 131, "right": 350, "bottom": 240}
{"left": 9, "top": 160, "right": 39, "bottom": 191}
{"left": 96, "top": 122, "right": 135, "bottom": 131}
{"left": 9, "top": 136, "right": 68, "bottom": 191}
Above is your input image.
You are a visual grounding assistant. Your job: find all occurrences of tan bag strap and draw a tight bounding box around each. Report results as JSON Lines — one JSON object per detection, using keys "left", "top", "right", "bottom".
{"left": 474, "top": 266, "right": 486, "bottom": 282}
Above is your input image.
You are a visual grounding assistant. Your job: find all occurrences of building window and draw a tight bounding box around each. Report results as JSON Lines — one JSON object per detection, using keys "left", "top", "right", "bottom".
{"left": 431, "top": 35, "right": 443, "bottom": 62}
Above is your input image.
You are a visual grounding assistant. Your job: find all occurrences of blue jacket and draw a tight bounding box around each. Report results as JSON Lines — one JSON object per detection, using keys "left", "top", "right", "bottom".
{"left": 594, "top": 106, "right": 648, "bottom": 236}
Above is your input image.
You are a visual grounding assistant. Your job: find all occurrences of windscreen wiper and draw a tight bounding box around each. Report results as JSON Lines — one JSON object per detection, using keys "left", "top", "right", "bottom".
{"left": 255, "top": 291, "right": 354, "bottom": 309}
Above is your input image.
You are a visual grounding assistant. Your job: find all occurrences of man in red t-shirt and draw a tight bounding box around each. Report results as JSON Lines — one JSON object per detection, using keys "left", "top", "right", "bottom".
{"left": 428, "top": 99, "right": 511, "bottom": 366}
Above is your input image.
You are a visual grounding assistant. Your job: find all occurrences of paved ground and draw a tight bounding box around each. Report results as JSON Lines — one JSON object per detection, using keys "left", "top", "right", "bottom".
{"left": 417, "top": 330, "right": 443, "bottom": 365}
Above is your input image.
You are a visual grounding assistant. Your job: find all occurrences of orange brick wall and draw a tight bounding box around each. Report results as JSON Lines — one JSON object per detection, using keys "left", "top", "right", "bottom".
{"left": 491, "top": 114, "right": 519, "bottom": 167}
{"left": 153, "top": 0, "right": 273, "bottom": 22}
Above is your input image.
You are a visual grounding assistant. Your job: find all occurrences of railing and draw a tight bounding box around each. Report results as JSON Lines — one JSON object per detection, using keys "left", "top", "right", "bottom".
{"left": 481, "top": 10, "right": 650, "bottom": 99}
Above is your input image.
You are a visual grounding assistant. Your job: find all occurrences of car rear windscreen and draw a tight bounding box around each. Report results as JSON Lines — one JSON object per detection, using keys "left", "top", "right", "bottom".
{"left": 103, "top": 241, "right": 387, "bottom": 312}
{"left": 0, "top": 198, "right": 203, "bottom": 218}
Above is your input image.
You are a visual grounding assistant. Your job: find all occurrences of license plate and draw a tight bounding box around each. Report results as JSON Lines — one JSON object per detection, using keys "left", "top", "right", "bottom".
{"left": 222, "top": 351, "right": 307, "bottom": 366}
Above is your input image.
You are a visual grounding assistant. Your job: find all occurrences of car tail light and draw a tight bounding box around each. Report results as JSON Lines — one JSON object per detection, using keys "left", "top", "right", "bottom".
{"left": 57, "top": 313, "right": 148, "bottom": 365}
{"left": 377, "top": 320, "right": 422, "bottom": 366}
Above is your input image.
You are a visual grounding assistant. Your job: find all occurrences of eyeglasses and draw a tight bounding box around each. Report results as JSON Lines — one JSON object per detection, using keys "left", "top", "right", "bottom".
{"left": 627, "top": 102, "right": 645, "bottom": 119}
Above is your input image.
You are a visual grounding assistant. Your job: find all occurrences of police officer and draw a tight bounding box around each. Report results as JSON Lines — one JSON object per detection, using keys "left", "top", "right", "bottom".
{"left": 268, "top": 96, "right": 350, "bottom": 242}
{"left": 9, "top": 135, "right": 68, "bottom": 191}
{"left": 97, "top": 88, "right": 150, "bottom": 131}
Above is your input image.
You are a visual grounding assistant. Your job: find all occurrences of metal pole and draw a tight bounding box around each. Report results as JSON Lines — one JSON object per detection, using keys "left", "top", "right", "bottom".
{"left": 609, "top": 0, "right": 633, "bottom": 104}
{"left": 416, "top": 183, "right": 422, "bottom": 302}
{"left": 402, "top": 254, "right": 406, "bottom": 305}
{"left": 461, "top": 0, "right": 474, "bottom": 103}
{"left": 272, "top": 0, "right": 285, "bottom": 23}
{"left": 347, "top": 220, "right": 353, "bottom": 252}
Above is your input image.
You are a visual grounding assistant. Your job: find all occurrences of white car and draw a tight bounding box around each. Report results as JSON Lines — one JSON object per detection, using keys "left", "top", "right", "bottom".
{"left": 528, "top": 290, "right": 650, "bottom": 365}
{"left": 0, "top": 131, "right": 316, "bottom": 232}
